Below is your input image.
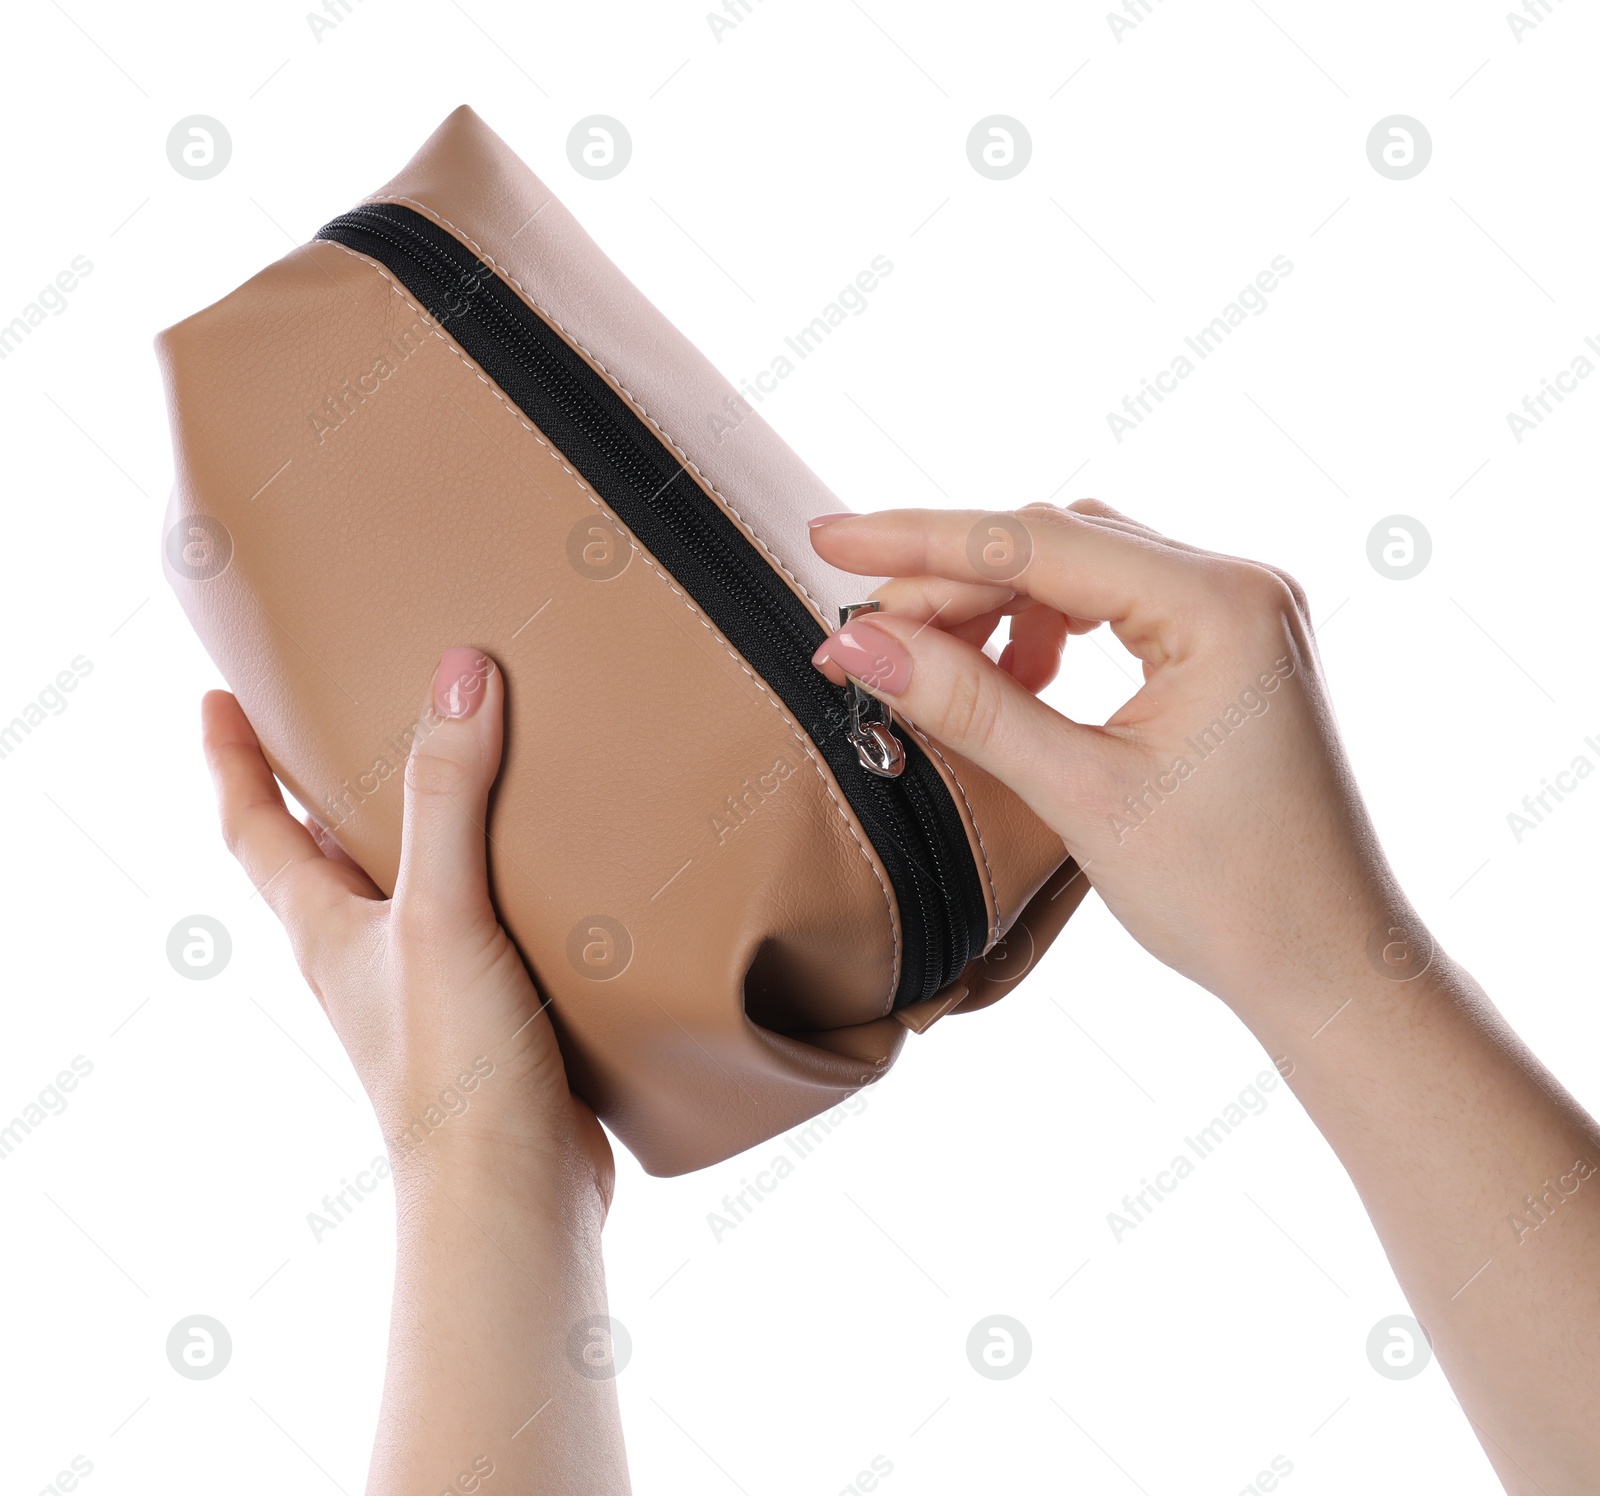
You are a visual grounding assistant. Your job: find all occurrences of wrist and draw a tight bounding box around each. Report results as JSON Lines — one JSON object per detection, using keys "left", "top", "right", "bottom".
{"left": 1206, "top": 881, "right": 1436, "bottom": 1021}
{"left": 1224, "top": 938, "right": 1468, "bottom": 1086}
{"left": 387, "top": 1108, "right": 609, "bottom": 1231}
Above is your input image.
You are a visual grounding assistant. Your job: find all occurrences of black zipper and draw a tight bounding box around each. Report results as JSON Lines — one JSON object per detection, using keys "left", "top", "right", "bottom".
{"left": 316, "top": 202, "right": 988, "bottom": 1009}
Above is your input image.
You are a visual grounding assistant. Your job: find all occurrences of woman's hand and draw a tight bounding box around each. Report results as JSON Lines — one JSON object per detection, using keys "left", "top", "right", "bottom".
{"left": 812, "top": 501, "right": 1600, "bottom": 1495}
{"left": 202, "top": 647, "right": 611, "bottom": 1201}
{"left": 810, "top": 499, "right": 1403, "bottom": 1015}
{"left": 203, "top": 649, "right": 629, "bottom": 1495}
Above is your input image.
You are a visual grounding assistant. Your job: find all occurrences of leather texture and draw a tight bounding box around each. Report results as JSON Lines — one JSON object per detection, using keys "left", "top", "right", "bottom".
{"left": 158, "top": 106, "right": 1085, "bottom": 1175}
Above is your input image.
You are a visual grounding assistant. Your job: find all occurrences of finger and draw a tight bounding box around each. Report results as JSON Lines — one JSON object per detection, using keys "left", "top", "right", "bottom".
{"left": 202, "top": 691, "right": 373, "bottom": 920}
{"left": 392, "top": 648, "right": 504, "bottom": 930}
{"left": 865, "top": 575, "right": 1015, "bottom": 652}
{"left": 1003, "top": 603, "right": 1072, "bottom": 693}
{"left": 826, "top": 576, "right": 1090, "bottom": 690}
{"left": 811, "top": 612, "right": 1104, "bottom": 822}
{"left": 1066, "top": 500, "right": 1311, "bottom": 619}
{"left": 811, "top": 507, "right": 1210, "bottom": 666}
{"left": 303, "top": 813, "right": 383, "bottom": 897}
{"left": 1067, "top": 496, "right": 1168, "bottom": 538}
{"left": 1074, "top": 506, "right": 1306, "bottom": 623}
{"left": 813, "top": 608, "right": 1012, "bottom": 689}
{"left": 870, "top": 574, "right": 1018, "bottom": 625}
{"left": 869, "top": 572, "right": 1101, "bottom": 637}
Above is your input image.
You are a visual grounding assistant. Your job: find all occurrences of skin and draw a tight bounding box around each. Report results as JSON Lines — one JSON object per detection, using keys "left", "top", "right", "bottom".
{"left": 811, "top": 499, "right": 1600, "bottom": 1495}
{"left": 202, "top": 500, "right": 1599, "bottom": 1493}
{"left": 202, "top": 652, "right": 630, "bottom": 1496}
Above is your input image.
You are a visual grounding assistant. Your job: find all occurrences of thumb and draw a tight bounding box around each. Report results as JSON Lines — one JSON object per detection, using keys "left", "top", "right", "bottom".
{"left": 812, "top": 614, "right": 1102, "bottom": 831}
{"left": 392, "top": 647, "right": 504, "bottom": 927}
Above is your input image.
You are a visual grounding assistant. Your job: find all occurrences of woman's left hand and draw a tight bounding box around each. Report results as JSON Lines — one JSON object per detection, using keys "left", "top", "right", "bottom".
{"left": 201, "top": 647, "right": 612, "bottom": 1204}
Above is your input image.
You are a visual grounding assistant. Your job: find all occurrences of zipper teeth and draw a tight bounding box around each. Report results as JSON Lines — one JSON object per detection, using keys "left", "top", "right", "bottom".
{"left": 319, "top": 204, "right": 981, "bottom": 1002}
{"left": 335, "top": 213, "right": 665, "bottom": 494}
{"left": 898, "top": 775, "right": 956, "bottom": 978}
{"left": 326, "top": 208, "right": 826, "bottom": 684}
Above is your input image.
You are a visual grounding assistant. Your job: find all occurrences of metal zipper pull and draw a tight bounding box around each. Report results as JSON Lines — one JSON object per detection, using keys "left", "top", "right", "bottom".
{"left": 839, "top": 601, "right": 906, "bottom": 778}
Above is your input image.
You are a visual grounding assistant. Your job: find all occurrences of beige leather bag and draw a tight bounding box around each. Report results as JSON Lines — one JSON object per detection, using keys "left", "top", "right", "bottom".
{"left": 158, "top": 106, "right": 1086, "bottom": 1175}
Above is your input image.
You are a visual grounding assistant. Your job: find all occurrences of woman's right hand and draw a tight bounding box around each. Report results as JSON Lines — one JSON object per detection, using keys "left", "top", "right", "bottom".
{"left": 809, "top": 499, "right": 1412, "bottom": 1014}
{"left": 815, "top": 501, "right": 1600, "bottom": 1495}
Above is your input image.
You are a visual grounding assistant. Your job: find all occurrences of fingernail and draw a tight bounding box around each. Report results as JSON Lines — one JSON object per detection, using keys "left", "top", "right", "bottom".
{"left": 807, "top": 512, "right": 855, "bottom": 530}
{"left": 812, "top": 617, "right": 912, "bottom": 695}
{"left": 433, "top": 647, "right": 491, "bottom": 719}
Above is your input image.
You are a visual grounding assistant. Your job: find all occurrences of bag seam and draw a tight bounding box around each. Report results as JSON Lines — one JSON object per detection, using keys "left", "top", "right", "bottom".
{"left": 318, "top": 238, "right": 901, "bottom": 1014}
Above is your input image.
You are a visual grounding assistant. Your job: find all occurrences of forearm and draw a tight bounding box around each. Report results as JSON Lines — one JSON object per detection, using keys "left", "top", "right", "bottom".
{"left": 1230, "top": 946, "right": 1600, "bottom": 1493}
{"left": 366, "top": 1143, "right": 631, "bottom": 1496}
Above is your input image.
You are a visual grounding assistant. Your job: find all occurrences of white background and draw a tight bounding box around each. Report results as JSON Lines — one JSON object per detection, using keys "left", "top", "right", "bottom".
{"left": 1, "top": 1, "right": 1596, "bottom": 1491}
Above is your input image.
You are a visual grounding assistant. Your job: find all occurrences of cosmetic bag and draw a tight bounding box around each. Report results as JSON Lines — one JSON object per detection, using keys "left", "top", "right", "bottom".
{"left": 158, "top": 106, "right": 1085, "bottom": 1174}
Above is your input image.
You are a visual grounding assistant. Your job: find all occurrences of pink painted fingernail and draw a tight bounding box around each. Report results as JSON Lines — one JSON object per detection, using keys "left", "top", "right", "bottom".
{"left": 811, "top": 617, "right": 912, "bottom": 695}
{"left": 808, "top": 512, "right": 855, "bottom": 530}
{"left": 433, "top": 648, "right": 491, "bottom": 719}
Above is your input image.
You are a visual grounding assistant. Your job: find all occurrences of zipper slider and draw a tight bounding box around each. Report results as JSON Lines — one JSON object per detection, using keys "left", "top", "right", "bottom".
{"left": 839, "top": 601, "right": 906, "bottom": 779}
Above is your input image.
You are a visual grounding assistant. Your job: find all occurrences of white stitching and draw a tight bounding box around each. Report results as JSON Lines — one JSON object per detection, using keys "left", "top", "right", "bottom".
{"left": 317, "top": 238, "right": 901, "bottom": 1012}
{"left": 906, "top": 724, "right": 1001, "bottom": 949}
{"left": 364, "top": 194, "right": 830, "bottom": 625}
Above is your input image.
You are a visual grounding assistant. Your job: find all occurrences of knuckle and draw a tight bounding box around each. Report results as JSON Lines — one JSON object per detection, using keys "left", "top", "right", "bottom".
{"left": 292, "top": 899, "right": 375, "bottom": 999}
{"left": 1018, "top": 500, "right": 1072, "bottom": 526}
{"left": 275, "top": 895, "right": 331, "bottom": 983}
{"left": 1223, "top": 560, "right": 1295, "bottom": 615}
{"left": 1064, "top": 496, "right": 1113, "bottom": 519}
{"left": 287, "top": 924, "right": 329, "bottom": 989}
{"left": 1269, "top": 565, "right": 1310, "bottom": 617}
{"left": 217, "top": 800, "right": 255, "bottom": 864}
{"left": 405, "top": 748, "right": 473, "bottom": 801}
{"left": 1209, "top": 562, "right": 1309, "bottom": 650}
{"left": 938, "top": 660, "right": 1004, "bottom": 749}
